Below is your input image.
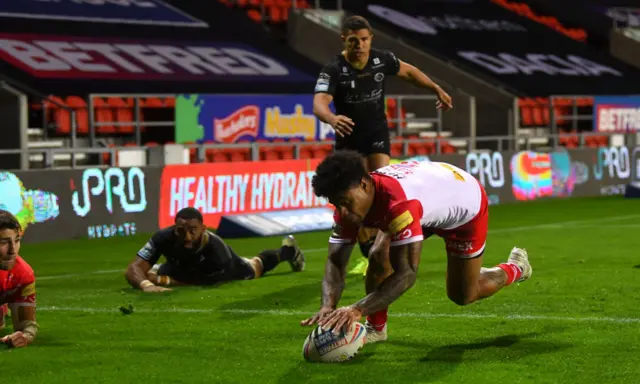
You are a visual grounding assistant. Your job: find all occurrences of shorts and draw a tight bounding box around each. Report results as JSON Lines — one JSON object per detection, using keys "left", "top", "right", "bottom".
{"left": 423, "top": 182, "right": 489, "bottom": 259}
{"left": 335, "top": 129, "right": 390, "bottom": 156}
{"left": 158, "top": 248, "right": 256, "bottom": 285}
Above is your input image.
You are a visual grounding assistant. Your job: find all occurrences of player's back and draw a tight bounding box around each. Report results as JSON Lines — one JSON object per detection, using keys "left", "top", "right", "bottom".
{"left": 373, "top": 161, "right": 482, "bottom": 230}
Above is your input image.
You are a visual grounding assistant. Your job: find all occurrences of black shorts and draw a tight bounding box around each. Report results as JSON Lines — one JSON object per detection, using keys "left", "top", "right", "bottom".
{"left": 158, "top": 248, "right": 256, "bottom": 286}
{"left": 335, "top": 129, "right": 391, "bottom": 156}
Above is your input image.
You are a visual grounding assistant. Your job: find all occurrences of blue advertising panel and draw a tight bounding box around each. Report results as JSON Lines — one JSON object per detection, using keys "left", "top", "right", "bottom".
{"left": 175, "top": 94, "right": 336, "bottom": 143}
{"left": 593, "top": 96, "right": 640, "bottom": 132}
{"left": 0, "top": 0, "right": 208, "bottom": 27}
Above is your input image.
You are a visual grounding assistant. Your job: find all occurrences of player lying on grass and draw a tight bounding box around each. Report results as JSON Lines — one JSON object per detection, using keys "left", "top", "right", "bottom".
{"left": 0, "top": 210, "right": 38, "bottom": 349}
{"left": 125, "top": 207, "right": 305, "bottom": 292}
{"left": 300, "top": 151, "right": 532, "bottom": 342}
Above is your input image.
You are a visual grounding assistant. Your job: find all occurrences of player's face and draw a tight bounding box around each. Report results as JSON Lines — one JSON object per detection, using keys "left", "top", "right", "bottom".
{"left": 342, "top": 29, "right": 372, "bottom": 60}
{"left": 174, "top": 218, "right": 205, "bottom": 249}
{"left": 0, "top": 229, "right": 21, "bottom": 270}
{"left": 331, "top": 179, "right": 375, "bottom": 226}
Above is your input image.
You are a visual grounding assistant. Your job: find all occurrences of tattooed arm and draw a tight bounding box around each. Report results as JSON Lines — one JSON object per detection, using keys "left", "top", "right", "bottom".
{"left": 353, "top": 241, "right": 422, "bottom": 316}
{"left": 300, "top": 242, "right": 354, "bottom": 326}
{"left": 321, "top": 243, "right": 355, "bottom": 308}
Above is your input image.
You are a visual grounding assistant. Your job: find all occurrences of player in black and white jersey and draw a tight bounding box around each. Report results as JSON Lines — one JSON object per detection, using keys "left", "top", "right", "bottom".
{"left": 125, "top": 207, "right": 305, "bottom": 292}
{"left": 313, "top": 15, "right": 453, "bottom": 276}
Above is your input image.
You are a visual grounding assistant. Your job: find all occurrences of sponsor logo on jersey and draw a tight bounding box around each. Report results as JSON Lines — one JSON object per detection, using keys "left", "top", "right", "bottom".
{"left": 388, "top": 210, "right": 413, "bottom": 234}
{"left": 374, "top": 72, "right": 385, "bottom": 82}
{"left": 21, "top": 282, "right": 36, "bottom": 297}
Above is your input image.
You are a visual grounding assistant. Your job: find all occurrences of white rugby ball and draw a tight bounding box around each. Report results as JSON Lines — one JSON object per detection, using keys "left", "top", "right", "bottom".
{"left": 302, "top": 322, "right": 367, "bottom": 363}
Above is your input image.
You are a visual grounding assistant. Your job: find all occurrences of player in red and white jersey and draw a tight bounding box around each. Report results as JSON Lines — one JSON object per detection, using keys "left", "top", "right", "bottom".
{"left": 0, "top": 210, "right": 38, "bottom": 349}
{"left": 300, "top": 151, "right": 532, "bottom": 341}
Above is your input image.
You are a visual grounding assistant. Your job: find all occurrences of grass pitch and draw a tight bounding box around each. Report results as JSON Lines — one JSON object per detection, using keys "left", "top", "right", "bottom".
{"left": 3, "top": 197, "right": 640, "bottom": 384}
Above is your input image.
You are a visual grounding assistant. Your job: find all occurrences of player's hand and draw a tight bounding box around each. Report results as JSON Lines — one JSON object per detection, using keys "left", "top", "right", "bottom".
{"left": 435, "top": 88, "right": 453, "bottom": 111}
{"left": 300, "top": 306, "right": 334, "bottom": 327}
{"left": 330, "top": 115, "right": 354, "bottom": 137}
{"left": 1, "top": 331, "right": 29, "bottom": 348}
{"left": 142, "top": 284, "right": 172, "bottom": 293}
{"left": 317, "top": 306, "right": 363, "bottom": 335}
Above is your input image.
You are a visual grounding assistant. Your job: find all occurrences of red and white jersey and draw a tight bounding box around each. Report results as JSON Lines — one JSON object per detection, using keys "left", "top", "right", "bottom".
{"left": 0, "top": 256, "right": 36, "bottom": 308}
{"left": 331, "top": 161, "right": 483, "bottom": 247}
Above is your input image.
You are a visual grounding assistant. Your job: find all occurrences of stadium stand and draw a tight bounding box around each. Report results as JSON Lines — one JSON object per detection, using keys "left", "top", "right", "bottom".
{"left": 0, "top": 0, "right": 637, "bottom": 170}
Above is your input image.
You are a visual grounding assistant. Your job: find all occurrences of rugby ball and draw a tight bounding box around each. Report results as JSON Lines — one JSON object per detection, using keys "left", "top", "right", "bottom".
{"left": 302, "top": 322, "right": 367, "bottom": 363}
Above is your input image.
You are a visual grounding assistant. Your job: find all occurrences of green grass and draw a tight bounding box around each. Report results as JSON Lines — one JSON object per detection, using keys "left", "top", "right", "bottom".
{"left": 3, "top": 197, "right": 640, "bottom": 384}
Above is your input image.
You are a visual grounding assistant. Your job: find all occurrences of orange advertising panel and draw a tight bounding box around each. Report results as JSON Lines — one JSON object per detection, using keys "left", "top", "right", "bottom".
{"left": 159, "top": 159, "right": 327, "bottom": 228}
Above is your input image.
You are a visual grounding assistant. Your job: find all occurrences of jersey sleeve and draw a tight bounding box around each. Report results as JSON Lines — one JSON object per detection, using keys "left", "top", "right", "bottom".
{"left": 387, "top": 200, "right": 424, "bottom": 247}
{"left": 328, "top": 211, "right": 359, "bottom": 244}
{"left": 7, "top": 266, "right": 36, "bottom": 308}
{"left": 314, "top": 62, "right": 339, "bottom": 95}
{"left": 383, "top": 50, "right": 401, "bottom": 76}
{"left": 136, "top": 230, "right": 166, "bottom": 265}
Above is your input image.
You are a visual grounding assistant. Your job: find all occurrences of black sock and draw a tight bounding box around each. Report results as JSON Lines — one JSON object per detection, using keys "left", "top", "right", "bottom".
{"left": 258, "top": 250, "right": 280, "bottom": 274}
{"left": 279, "top": 245, "right": 295, "bottom": 262}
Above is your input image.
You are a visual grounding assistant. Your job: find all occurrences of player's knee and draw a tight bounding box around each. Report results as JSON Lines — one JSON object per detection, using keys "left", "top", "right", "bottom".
{"left": 447, "top": 291, "right": 478, "bottom": 306}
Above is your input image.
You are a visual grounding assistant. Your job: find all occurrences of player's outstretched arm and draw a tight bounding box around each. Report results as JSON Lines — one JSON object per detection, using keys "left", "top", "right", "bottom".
{"left": 300, "top": 242, "right": 354, "bottom": 326}
{"left": 397, "top": 60, "right": 453, "bottom": 111}
{"left": 1, "top": 305, "right": 38, "bottom": 348}
{"left": 125, "top": 257, "right": 171, "bottom": 293}
{"left": 353, "top": 241, "right": 422, "bottom": 316}
{"left": 317, "top": 241, "right": 422, "bottom": 333}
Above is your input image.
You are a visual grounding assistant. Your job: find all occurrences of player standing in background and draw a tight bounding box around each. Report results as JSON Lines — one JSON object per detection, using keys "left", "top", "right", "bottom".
{"left": 300, "top": 151, "right": 532, "bottom": 342}
{"left": 313, "top": 15, "right": 453, "bottom": 277}
{"left": 125, "top": 207, "right": 305, "bottom": 292}
{"left": 0, "top": 210, "right": 38, "bottom": 349}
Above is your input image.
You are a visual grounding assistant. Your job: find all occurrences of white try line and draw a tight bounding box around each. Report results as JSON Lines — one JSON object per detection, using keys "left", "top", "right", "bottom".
{"left": 37, "top": 306, "right": 640, "bottom": 324}
{"left": 36, "top": 214, "right": 639, "bottom": 282}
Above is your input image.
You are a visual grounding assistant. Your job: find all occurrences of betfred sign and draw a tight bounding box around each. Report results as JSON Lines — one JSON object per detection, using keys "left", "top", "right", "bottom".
{"left": 594, "top": 96, "right": 640, "bottom": 132}
{"left": 159, "top": 160, "right": 328, "bottom": 228}
{"left": 0, "top": 33, "right": 313, "bottom": 81}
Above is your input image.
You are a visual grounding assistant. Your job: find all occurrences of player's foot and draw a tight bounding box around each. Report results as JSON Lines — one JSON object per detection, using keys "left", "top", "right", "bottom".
{"left": 364, "top": 321, "right": 388, "bottom": 344}
{"left": 507, "top": 247, "right": 532, "bottom": 282}
{"left": 348, "top": 257, "right": 369, "bottom": 276}
{"left": 282, "top": 235, "right": 305, "bottom": 272}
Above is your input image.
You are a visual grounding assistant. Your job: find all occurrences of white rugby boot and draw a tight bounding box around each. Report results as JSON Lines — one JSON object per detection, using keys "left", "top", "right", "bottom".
{"left": 364, "top": 321, "right": 388, "bottom": 344}
{"left": 507, "top": 247, "right": 532, "bottom": 282}
{"left": 282, "top": 235, "right": 305, "bottom": 272}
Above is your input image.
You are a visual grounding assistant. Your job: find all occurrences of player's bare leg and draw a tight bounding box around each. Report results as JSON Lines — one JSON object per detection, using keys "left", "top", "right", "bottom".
{"left": 364, "top": 232, "right": 392, "bottom": 343}
{"left": 446, "top": 248, "right": 532, "bottom": 306}
{"left": 350, "top": 153, "right": 391, "bottom": 276}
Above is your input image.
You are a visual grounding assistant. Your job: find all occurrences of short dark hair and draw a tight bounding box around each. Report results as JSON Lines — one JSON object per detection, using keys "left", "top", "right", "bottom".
{"left": 342, "top": 15, "right": 372, "bottom": 35}
{"left": 175, "top": 207, "right": 203, "bottom": 223}
{"left": 0, "top": 210, "right": 22, "bottom": 233}
{"left": 312, "top": 151, "right": 369, "bottom": 199}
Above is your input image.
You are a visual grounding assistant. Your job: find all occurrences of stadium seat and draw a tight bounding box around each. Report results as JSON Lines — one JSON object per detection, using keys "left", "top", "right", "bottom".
{"left": 93, "top": 98, "right": 116, "bottom": 134}
{"left": 390, "top": 140, "right": 404, "bottom": 157}
{"left": 491, "top": 0, "right": 587, "bottom": 42}
{"left": 107, "top": 97, "right": 136, "bottom": 134}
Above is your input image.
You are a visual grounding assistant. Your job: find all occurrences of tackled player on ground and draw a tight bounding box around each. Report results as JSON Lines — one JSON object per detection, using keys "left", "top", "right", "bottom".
{"left": 0, "top": 210, "right": 38, "bottom": 349}
{"left": 125, "top": 207, "right": 305, "bottom": 292}
{"left": 301, "top": 151, "right": 532, "bottom": 343}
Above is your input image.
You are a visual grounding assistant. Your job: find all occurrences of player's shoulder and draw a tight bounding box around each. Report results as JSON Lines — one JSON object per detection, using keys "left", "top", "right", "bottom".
{"left": 371, "top": 48, "right": 398, "bottom": 61}
{"left": 12, "top": 256, "right": 35, "bottom": 282}
{"left": 322, "top": 54, "right": 343, "bottom": 71}
{"left": 150, "top": 226, "right": 175, "bottom": 247}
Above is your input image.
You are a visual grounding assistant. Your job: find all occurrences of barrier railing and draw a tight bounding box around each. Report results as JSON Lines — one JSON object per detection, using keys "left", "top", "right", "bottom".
{"left": 1, "top": 131, "right": 638, "bottom": 170}
{"left": 87, "top": 93, "right": 447, "bottom": 142}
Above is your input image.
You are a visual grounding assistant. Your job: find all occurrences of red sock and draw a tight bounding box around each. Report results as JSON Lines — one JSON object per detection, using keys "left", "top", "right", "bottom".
{"left": 498, "top": 263, "right": 522, "bottom": 285}
{"left": 366, "top": 308, "right": 388, "bottom": 331}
